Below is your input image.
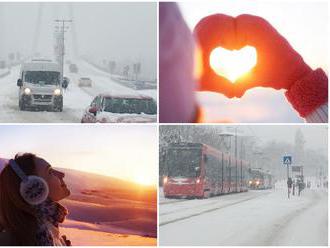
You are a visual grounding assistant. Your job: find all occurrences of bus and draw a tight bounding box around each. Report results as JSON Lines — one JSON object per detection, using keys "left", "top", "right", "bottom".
{"left": 163, "top": 142, "right": 250, "bottom": 199}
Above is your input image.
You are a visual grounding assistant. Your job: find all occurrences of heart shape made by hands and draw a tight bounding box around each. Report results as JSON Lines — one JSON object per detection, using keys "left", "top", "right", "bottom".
{"left": 209, "top": 46, "right": 257, "bottom": 83}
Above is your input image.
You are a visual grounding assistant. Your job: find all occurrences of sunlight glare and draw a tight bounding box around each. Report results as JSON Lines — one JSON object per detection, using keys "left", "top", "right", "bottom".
{"left": 133, "top": 173, "right": 155, "bottom": 186}
{"left": 209, "top": 46, "right": 257, "bottom": 83}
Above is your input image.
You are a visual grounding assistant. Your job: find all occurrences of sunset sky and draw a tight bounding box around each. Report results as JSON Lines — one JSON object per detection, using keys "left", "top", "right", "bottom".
{"left": 179, "top": 0, "right": 328, "bottom": 72}
{"left": 0, "top": 125, "right": 157, "bottom": 186}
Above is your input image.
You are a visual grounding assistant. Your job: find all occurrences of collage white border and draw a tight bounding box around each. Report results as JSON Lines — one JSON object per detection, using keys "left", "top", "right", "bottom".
{"left": 0, "top": 0, "right": 329, "bottom": 247}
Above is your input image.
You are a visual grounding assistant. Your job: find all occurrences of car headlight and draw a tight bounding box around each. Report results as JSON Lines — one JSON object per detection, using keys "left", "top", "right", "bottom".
{"left": 256, "top": 181, "right": 260, "bottom": 185}
{"left": 163, "top": 177, "right": 168, "bottom": 184}
{"left": 54, "top": 88, "right": 61, "bottom": 95}
{"left": 249, "top": 180, "right": 252, "bottom": 184}
{"left": 24, "top": 88, "right": 31, "bottom": 95}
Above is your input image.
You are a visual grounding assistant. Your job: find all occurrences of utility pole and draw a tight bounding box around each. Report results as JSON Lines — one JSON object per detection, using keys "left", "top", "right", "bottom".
{"left": 54, "top": 19, "right": 72, "bottom": 82}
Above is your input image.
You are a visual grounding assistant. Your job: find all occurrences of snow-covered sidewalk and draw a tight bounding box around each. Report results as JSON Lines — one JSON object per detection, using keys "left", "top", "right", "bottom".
{"left": 0, "top": 68, "right": 10, "bottom": 78}
{"left": 160, "top": 187, "right": 328, "bottom": 246}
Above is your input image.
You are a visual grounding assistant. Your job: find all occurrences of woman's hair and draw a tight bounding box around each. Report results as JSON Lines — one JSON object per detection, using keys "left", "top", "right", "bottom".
{"left": 0, "top": 153, "right": 39, "bottom": 245}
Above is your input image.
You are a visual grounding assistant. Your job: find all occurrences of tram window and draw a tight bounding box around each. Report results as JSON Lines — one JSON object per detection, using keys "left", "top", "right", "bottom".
{"left": 243, "top": 168, "right": 248, "bottom": 180}
{"left": 219, "top": 158, "right": 223, "bottom": 180}
{"left": 205, "top": 154, "right": 219, "bottom": 180}
{"left": 237, "top": 162, "right": 241, "bottom": 179}
{"left": 224, "top": 159, "right": 230, "bottom": 180}
{"left": 166, "top": 148, "right": 202, "bottom": 178}
{"left": 231, "top": 168, "right": 236, "bottom": 181}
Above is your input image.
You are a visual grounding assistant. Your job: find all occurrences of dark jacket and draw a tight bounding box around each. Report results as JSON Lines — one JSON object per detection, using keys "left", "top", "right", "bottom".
{"left": 0, "top": 231, "right": 17, "bottom": 246}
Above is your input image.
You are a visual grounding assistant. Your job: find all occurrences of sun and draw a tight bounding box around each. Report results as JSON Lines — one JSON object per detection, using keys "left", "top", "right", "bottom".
{"left": 133, "top": 173, "right": 155, "bottom": 186}
{"left": 209, "top": 46, "right": 257, "bottom": 83}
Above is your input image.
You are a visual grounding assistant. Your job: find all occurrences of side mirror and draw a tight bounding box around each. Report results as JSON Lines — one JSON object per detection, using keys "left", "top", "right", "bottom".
{"left": 89, "top": 106, "right": 98, "bottom": 116}
{"left": 17, "top": 79, "right": 22, "bottom": 87}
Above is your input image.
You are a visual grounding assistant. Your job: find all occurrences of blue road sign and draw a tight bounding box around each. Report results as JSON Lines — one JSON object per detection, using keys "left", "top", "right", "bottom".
{"left": 283, "top": 156, "right": 292, "bottom": 165}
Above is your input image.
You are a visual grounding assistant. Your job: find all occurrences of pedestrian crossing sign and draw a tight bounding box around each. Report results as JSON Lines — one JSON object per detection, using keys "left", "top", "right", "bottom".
{"left": 283, "top": 156, "right": 292, "bottom": 165}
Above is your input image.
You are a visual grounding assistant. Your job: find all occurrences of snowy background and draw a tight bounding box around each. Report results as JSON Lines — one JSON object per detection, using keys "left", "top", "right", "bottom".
{"left": 159, "top": 125, "right": 328, "bottom": 245}
{"left": 0, "top": 2, "right": 157, "bottom": 123}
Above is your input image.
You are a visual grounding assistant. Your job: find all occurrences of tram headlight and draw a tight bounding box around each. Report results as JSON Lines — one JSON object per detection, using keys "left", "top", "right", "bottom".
{"left": 249, "top": 180, "right": 252, "bottom": 185}
{"left": 163, "top": 177, "right": 168, "bottom": 184}
{"left": 24, "top": 88, "right": 31, "bottom": 95}
{"left": 256, "top": 180, "right": 260, "bottom": 185}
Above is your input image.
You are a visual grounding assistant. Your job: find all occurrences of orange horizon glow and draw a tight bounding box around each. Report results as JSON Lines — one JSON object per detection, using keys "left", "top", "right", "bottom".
{"left": 0, "top": 125, "right": 158, "bottom": 187}
{"left": 54, "top": 164, "right": 157, "bottom": 187}
{"left": 209, "top": 46, "right": 257, "bottom": 83}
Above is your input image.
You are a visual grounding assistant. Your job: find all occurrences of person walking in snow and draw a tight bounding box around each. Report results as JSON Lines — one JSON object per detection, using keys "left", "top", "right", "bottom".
{"left": 292, "top": 179, "right": 296, "bottom": 196}
{"left": 0, "top": 153, "right": 71, "bottom": 246}
{"left": 287, "top": 177, "right": 293, "bottom": 198}
{"left": 160, "top": 3, "right": 328, "bottom": 123}
{"left": 298, "top": 179, "right": 304, "bottom": 196}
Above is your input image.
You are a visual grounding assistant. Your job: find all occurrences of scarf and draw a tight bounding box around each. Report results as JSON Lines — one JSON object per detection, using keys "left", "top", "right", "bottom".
{"left": 34, "top": 199, "right": 69, "bottom": 246}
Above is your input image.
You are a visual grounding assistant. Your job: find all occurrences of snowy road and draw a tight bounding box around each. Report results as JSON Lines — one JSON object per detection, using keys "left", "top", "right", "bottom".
{"left": 159, "top": 187, "right": 328, "bottom": 246}
{"left": 0, "top": 60, "right": 156, "bottom": 123}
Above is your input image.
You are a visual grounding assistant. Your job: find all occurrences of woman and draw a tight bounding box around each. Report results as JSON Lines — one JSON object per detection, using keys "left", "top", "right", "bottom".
{"left": 0, "top": 153, "right": 71, "bottom": 245}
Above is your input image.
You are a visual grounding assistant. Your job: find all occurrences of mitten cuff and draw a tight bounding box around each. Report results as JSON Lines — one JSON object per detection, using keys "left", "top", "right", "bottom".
{"left": 285, "top": 68, "right": 328, "bottom": 118}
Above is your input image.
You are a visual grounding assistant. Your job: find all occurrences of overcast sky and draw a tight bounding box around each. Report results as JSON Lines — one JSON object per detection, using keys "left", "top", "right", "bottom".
{"left": 0, "top": 2, "right": 157, "bottom": 78}
{"left": 236, "top": 125, "right": 328, "bottom": 156}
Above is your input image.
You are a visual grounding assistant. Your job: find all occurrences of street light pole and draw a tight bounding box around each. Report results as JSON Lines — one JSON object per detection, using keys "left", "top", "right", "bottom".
{"left": 220, "top": 127, "right": 239, "bottom": 192}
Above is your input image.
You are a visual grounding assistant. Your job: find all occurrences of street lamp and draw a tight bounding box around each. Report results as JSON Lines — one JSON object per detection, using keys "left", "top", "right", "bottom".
{"left": 220, "top": 127, "right": 239, "bottom": 192}
{"left": 218, "top": 132, "right": 234, "bottom": 153}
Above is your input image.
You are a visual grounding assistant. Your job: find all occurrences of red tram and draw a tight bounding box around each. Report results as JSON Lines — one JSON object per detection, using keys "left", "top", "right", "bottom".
{"left": 248, "top": 168, "right": 273, "bottom": 189}
{"left": 163, "top": 142, "right": 250, "bottom": 199}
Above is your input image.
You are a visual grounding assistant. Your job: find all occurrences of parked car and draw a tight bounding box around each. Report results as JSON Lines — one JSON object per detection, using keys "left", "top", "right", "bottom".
{"left": 81, "top": 94, "right": 157, "bottom": 123}
{"left": 78, "top": 77, "right": 92, "bottom": 87}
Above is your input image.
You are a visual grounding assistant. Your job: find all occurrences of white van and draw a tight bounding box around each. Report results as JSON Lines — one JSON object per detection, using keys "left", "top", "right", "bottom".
{"left": 17, "top": 59, "right": 63, "bottom": 111}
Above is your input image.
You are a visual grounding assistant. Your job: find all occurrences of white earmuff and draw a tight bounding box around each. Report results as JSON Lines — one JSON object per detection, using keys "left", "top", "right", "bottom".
{"left": 9, "top": 159, "right": 49, "bottom": 205}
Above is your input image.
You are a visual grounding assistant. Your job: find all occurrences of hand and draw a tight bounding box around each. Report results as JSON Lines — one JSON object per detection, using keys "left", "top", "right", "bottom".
{"left": 194, "top": 14, "right": 237, "bottom": 98}
{"left": 194, "top": 14, "right": 312, "bottom": 98}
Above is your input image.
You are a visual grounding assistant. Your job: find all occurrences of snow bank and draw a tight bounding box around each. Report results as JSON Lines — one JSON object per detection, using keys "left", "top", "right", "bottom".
{"left": 60, "top": 225, "right": 156, "bottom": 246}
{"left": 0, "top": 68, "right": 10, "bottom": 78}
